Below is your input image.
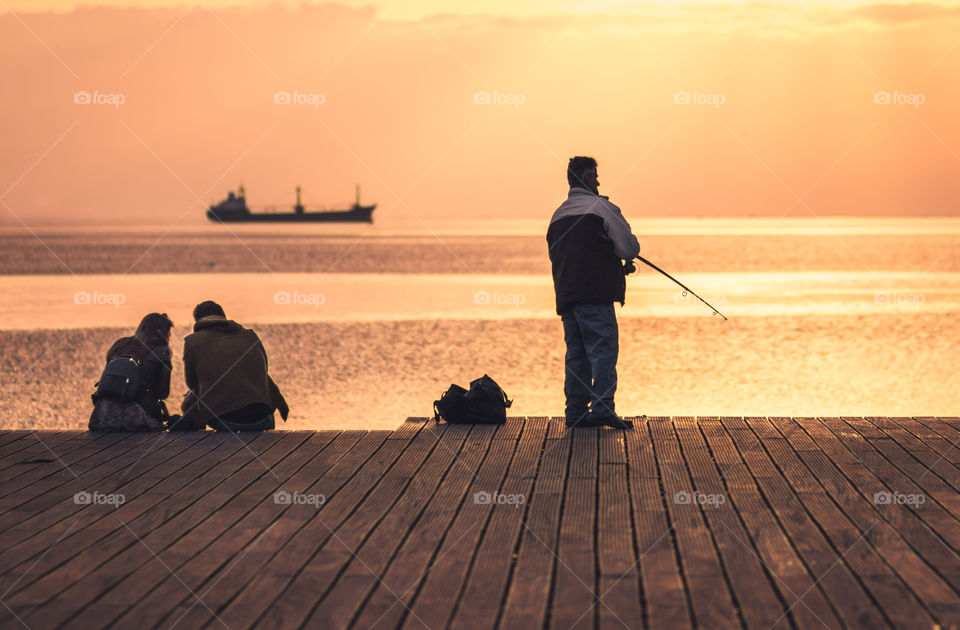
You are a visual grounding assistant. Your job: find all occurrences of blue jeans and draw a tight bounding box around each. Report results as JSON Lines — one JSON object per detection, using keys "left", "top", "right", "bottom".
{"left": 561, "top": 303, "right": 619, "bottom": 421}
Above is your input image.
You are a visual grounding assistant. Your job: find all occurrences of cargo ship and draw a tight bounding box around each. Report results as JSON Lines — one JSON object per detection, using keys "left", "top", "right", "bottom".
{"left": 207, "top": 185, "right": 375, "bottom": 223}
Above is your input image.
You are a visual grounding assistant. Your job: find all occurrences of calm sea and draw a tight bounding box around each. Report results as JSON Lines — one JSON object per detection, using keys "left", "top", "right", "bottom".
{"left": 1, "top": 217, "right": 957, "bottom": 426}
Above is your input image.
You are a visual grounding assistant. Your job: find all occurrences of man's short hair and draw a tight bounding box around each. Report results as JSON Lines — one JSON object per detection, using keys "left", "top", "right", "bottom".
{"left": 567, "top": 156, "right": 597, "bottom": 188}
{"left": 193, "top": 300, "right": 225, "bottom": 321}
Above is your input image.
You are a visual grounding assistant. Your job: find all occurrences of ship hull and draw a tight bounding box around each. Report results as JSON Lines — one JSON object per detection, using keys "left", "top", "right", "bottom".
{"left": 207, "top": 205, "right": 375, "bottom": 223}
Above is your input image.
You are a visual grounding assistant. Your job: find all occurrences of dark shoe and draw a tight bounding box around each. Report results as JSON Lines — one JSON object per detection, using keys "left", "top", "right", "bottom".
{"left": 590, "top": 415, "right": 634, "bottom": 430}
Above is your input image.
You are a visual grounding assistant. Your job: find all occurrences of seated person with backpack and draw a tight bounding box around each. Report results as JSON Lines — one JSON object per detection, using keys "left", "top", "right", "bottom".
{"left": 90, "top": 313, "right": 175, "bottom": 432}
{"left": 171, "top": 300, "right": 288, "bottom": 432}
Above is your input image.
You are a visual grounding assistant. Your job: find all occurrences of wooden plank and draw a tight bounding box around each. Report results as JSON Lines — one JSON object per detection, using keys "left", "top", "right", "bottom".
{"left": 548, "top": 426, "right": 597, "bottom": 630}
{"left": 825, "top": 418, "right": 960, "bottom": 604}
{"left": 5, "top": 418, "right": 960, "bottom": 630}
{"left": 676, "top": 417, "right": 798, "bottom": 630}
{"left": 627, "top": 418, "right": 690, "bottom": 630}
{"left": 0, "top": 436, "right": 214, "bottom": 588}
{"left": 492, "top": 417, "right": 525, "bottom": 441}
{"left": 857, "top": 417, "right": 960, "bottom": 497}
{"left": 893, "top": 417, "right": 960, "bottom": 465}
{"left": 0, "top": 431, "right": 73, "bottom": 473}
{"left": 351, "top": 424, "right": 498, "bottom": 630}
{"left": 741, "top": 417, "right": 780, "bottom": 440}
{"left": 0, "top": 430, "right": 32, "bottom": 449}
{"left": 547, "top": 417, "right": 570, "bottom": 439}
{"left": 0, "top": 432, "right": 137, "bottom": 514}
{"left": 448, "top": 418, "right": 549, "bottom": 630}
{"left": 163, "top": 431, "right": 388, "bottom": 630}
{"left": 595, "top": 429, "right": 642, "bottom": 630}
{"left": 398, "top": 427, "right": 519, "bottom": 629}
{"left": 0, "top": 432, "right": 151, "bottom": 538}
{"left": 513, "top": 417, "right": 550, "bottom": 479}
{"left": 774, "top": 417, "right": 946, "bottom": 628}
{"left": 568, "top": 426, "right": 598, "bottom": 480}
{"left": 550, "top": 477, "right": 597, "bottom": 630}
{"left": 0, "top": 432, "right": 113, "bottom": 506}
{"left": 0, "top": 431, "right": 113, "bottom": 474}
{"left": 914, "top": 417, "right": 960, "bottom": 446}
{"left": 200, "top": 430, "right": 414, "bottom": 629}
{"left": 303, "top": 424, "right": 474, "bottom": 629}
{"left": 391, "top": 418, "right": 429, "bottom": 440}
{"left": 10, "top": 432, "right": 276, "bottom": 628}
{"left": 249, "top": 425, "right": 448, "bottom": 629}
{"left": 93, "top": 431, "right": 344, "bottom": 630}
{"left": 651, "top": 418, "right": 740, "bottom": 630}
{"left": 768, "top": 417, "right": 819, "bottom": 451}
{"left": 728, "top": 419, "right": 887, "bottom": 628}
{"left": 0, "top": 432, "right": 214, "bottom": 586}
{"left": 0, "top": 433, "right": 212, "bottom": 559}
{"left": 707, "top": 418, "right": 843, "bottom": 630}
{"left": 719, "top": 416, "right": 748, "bottom": 430}
{"left": 499, "top": 421, "right": 573, "bottom": 629}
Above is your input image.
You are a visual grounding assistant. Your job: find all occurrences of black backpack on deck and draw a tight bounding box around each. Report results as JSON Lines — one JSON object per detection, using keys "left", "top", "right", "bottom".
{"left": 94, "top": 355, "right": 144, "bottom": 403}
{"left": 433, "top": 374, "right": 512, "bottom": 424}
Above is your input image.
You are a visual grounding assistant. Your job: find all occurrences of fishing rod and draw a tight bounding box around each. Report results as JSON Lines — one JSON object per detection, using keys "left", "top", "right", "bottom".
{"left": 635, "top": 255, "right": 728, "bottom": 321}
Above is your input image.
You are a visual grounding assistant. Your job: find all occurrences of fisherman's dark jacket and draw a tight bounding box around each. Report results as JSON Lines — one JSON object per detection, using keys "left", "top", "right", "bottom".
{"left": 546, "top": 187, "right": 641, "bottom": 315}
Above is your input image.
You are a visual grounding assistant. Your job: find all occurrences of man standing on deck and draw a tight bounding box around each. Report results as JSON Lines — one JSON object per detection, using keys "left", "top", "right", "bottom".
{"left": 547, "top": 156, "right": 641, "bottom": 429}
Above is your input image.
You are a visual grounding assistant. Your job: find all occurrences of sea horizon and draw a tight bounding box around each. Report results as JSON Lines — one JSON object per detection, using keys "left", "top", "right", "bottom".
{"left": 4, "top": 215, "right": 960, "bottom": 237}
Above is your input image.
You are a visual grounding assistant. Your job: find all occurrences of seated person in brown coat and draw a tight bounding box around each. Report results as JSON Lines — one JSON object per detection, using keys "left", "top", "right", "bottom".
{"left": 171, "top": 300, "right": 288, "bottom": 432}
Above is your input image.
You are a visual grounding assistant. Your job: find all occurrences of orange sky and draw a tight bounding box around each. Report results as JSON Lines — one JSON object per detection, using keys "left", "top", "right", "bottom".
{"left": 1, "top": 1, "right": 959, "bottom": 224}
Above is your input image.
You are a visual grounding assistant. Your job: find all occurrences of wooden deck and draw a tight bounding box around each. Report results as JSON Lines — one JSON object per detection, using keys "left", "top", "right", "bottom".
{"left": 2, "top": 417, "right": 960, "bottom": 629}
